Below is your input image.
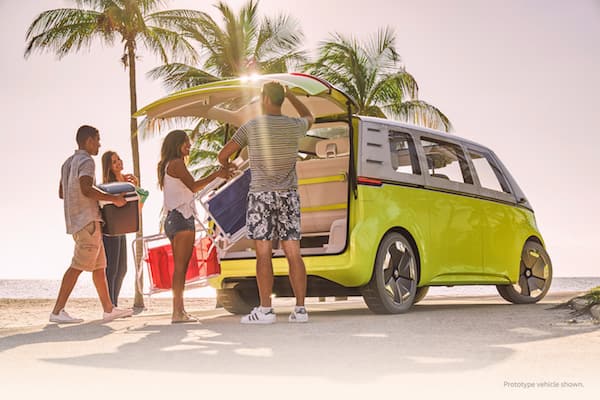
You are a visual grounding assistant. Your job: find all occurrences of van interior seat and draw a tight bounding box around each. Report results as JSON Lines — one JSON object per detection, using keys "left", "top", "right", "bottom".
{"left": 324, "top": 218, "right": 347, "bottom": 253}
{"left": 296, "top": 138, "right": 349, "bottom": 235}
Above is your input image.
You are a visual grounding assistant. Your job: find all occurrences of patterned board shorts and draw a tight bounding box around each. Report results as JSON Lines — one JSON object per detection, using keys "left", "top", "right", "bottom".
{"left": 246, "top": 190, "right": 301, "bottom": 241}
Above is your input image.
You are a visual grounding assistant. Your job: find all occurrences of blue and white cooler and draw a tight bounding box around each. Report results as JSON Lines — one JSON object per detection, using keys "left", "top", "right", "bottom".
{"left": 98, "top": 182, "right": 139, "bottom": 235}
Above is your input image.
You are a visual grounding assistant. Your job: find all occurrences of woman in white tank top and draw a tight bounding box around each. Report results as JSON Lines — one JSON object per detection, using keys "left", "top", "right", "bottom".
{"left": 157, "top": 130, "right": 231, "bottom": 323}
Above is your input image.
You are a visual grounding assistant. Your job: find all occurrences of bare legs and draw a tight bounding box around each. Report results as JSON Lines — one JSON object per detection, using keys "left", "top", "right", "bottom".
{"left": 255, "top": 240, "right": 274, "bottom": 307}
{"left": 254, "top": 239, "right": 306, "bottom": 308}
{"left": 281, "top": 240, "right": 306, "bottom": 307}
{"left": 171, "top": 230, "right": 195, "bottom": 321}
{"left": 52, "top": 267, "right": 82, "bottom": 315}
{"left": 52, "top": 267, "right": 114, "bottom": 314}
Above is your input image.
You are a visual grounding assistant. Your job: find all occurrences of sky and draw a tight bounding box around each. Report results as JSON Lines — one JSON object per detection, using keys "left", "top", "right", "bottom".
{"left": 0, "top": 0, "right": 599, "bottom": 282}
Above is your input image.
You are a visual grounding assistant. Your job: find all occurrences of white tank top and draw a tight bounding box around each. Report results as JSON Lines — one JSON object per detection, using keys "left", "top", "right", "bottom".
{"left": 163, "top": 161, "right": 197, "bottom": 219}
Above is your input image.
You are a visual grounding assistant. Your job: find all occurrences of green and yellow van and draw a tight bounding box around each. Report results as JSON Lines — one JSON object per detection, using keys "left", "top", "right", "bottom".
{"left": 136, "top": 73, "right": 552, "bottom": 314}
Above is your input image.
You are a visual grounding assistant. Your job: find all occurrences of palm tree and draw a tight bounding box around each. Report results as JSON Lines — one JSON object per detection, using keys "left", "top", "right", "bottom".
{"left": 147, "top": 0, "right": 306, "bottom": 172}
{"left": 305, "top": 27, "right": 452, "bottom": 132}
{"left": 148, "top": 0, "right": 306, "bottom": 91}
{"left": 25, "top": 0, "right": 203, "bottom": 308}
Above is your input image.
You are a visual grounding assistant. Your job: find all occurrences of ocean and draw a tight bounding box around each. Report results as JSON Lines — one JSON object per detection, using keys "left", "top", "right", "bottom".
{"left": 0, "top": 277, "right": 598, "bottom": 299}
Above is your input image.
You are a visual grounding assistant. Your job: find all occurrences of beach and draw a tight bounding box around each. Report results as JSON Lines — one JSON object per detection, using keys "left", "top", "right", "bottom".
{"left": 1, "top": 290, "right": 599, "bottom": 400}
{"left": 0, "top": 297, "right": 216, "bottom": 329}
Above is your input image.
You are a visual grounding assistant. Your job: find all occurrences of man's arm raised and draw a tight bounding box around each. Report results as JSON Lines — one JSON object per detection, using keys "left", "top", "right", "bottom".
{"left": 285, "top": 88, "right": 314, "bottom": 129}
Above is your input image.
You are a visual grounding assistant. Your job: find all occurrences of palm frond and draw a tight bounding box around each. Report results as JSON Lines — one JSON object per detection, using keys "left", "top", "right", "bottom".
{"left": 138, "top": 116, "right": 200, "bottom": 139}
{"left": 306, "top": 27, "right": 451, "bottom": 131}
{"left": 140, "top": 26, "right": 198, "bottom": 65}
{"left": 188, "top": 121, "right": 230, "bottom": 177}
{"left": 368, "top": 70, "right": 418, "bottom": 106}
{"left": 386, "top": 100, "right": 452, "bottom": 132}
{"left": 366, "top": 26, "right": 400, "bottom": 72}
{"left": 25, "top": 8, "right": 106, "bottom": 58}
{"left": 256, "top": 14, "right": 304, "bottom": 59}
{"left": 146, "top": 9, "right": 206, "bottom": 29}
{"left": 147, "top": 63, "right": 220, "bottom": 91}
{"left": 260, "top": 50, "right": 307, "bottom": 73}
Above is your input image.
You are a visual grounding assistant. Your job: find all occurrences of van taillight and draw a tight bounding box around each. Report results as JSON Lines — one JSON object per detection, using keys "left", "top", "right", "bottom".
{"left": 357, "top": 177, "right": 383, "bottom": 186}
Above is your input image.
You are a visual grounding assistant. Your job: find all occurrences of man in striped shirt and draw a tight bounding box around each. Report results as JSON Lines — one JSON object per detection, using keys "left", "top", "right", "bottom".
{"left": 218, "top": 82, "right": 314, "bottom": 324}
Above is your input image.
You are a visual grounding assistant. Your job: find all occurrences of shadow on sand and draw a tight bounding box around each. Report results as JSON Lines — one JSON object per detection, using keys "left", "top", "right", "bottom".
{"left": 0, "top": 297, "right": 597, "bottom": 383}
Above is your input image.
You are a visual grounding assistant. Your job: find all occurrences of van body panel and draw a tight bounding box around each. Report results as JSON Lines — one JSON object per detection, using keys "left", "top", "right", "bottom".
{"left": 481, "top": 201, "right": 541, "bottom": 282}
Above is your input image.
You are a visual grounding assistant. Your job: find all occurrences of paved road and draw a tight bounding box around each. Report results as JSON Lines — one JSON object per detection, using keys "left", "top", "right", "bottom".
{"left": 0, "top": 292, "right": 597, "bottom": 400}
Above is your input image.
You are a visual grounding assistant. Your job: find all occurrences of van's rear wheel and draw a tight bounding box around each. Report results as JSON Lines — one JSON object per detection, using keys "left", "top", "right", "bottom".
{"left": 361, "top": 232, "right": 419, "bottom": 314}
{"left": 217, "top": 287, "right": 259, "bottom": 315}
{"left": 496, "top": 240, "right": 552, "bottom": 304}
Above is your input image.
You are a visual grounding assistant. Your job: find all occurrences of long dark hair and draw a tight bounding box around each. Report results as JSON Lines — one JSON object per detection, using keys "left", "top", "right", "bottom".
{"left": 157, "top": 130, "right": 188, "bottom": 189}
{"left": 101, "top": 150, "right": 118, "bottom": 183}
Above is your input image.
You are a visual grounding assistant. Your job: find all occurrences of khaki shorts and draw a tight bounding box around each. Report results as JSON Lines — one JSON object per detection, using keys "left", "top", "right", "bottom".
{"left": 71, "top": 221, "right": 107, "bottom": 271}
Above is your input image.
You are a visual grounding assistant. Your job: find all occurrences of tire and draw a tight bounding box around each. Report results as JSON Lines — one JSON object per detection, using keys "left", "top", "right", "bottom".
{"left": 496, "top": 240, "right": 553, "bottom": 304}
{"left": 413, "top": 286, "right": 429, "bottom": 304}
{"left": 216, "top": 287, "right": 259, "bottom": 315}
{"left": 361, "top": 232, "right": 419, "bottom": 314}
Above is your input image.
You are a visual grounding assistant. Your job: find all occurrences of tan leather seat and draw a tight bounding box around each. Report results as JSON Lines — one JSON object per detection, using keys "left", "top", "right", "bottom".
{"left": 296, "top": 138, "right": 349, "bottom": 235}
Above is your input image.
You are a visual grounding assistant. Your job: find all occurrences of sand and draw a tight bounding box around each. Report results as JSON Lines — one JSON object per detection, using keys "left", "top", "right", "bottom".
{"left": 0, "top": 297, "right": 217, "bottom": 329}
{"left": 0, "top": 292, "right": 598, "bottom": 399}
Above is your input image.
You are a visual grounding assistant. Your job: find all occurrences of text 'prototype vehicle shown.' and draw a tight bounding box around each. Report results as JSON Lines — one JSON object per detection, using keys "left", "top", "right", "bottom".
{"left": 136, "top": 73, "right": 552, "bottom": 314}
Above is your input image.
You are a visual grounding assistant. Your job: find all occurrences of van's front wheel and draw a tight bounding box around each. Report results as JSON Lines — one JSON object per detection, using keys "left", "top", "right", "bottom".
{"left": 361, "top": 232, "right": 419, "bottom": 314}
{"left": 496, "top": 240, "right": 552, "bottom": 304}
{"left": 414, "top": 286, "right": 429, "bottom": 304}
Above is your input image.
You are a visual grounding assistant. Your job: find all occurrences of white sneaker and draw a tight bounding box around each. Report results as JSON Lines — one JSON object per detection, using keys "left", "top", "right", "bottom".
{"left": 240, "top": 307, "right": 276, "bottom": 324}
{"left": 289, "top": 307, "right": 309, "bottom": 323}
{"left": 102, "top": 307, "right": 133, "bottom": 322}
{"left": 49, "top": 309, "right": 83, "bottom": 324}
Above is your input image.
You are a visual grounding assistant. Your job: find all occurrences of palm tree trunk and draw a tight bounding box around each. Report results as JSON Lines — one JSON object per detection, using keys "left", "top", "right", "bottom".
{"left": 126, "top": 41, "right": 145, "bottom": 309}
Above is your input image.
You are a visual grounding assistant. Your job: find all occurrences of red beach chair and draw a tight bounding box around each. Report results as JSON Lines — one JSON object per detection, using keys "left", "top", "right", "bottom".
{"left": 133, "top": 233, "right": 220, "bottom": 296}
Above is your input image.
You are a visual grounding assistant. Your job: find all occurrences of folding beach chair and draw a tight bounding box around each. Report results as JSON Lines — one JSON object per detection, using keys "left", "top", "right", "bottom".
{"left": 196, "top": 167, "right": 251, "bottom": 252}
{"left": 132, "top": 228, "right": 220, "bottom": 298}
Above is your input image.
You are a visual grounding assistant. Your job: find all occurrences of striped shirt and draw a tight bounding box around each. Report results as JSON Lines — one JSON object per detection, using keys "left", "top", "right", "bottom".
{"left": 232, "top": 115, "right": 309, "bottom": 192}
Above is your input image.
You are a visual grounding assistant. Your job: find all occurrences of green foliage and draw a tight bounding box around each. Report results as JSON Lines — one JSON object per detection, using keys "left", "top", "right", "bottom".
{"left": 187, "top": 122, "right": 230, "bottom": 178}
{"left": 147, "top": 0, "right": 307, "bottom": 173}
{"left": 581, "top": 286, "right": 600, "bottom": 305}
{"left": 304, "top": 27, "right": 452, "bottom": 132}
{"left": 25, "top": 0, "right": 201, "bottom": 65}
{"left": 148, "top": 0, "right": 306, "bottom": 91}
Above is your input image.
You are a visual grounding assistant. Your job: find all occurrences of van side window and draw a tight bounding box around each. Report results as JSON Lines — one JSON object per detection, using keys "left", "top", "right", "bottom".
{"left": 468, "top": 149, "right": 512, "bottom": 193}
{"left": 388, "top": 131, "right": 421, "bottom": 175}
{"left": 421, "top": 138, "right": 474, "bottom": 184}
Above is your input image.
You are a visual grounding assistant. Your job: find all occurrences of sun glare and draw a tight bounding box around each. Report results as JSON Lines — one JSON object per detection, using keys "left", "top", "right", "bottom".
{"left": 239, "top": 73, "right": 261, "bottom": 83}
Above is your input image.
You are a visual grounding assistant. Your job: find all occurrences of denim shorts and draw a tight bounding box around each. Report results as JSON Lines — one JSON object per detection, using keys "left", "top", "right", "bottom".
{"left": 246, "top": 190, "right": 301, "bottom": 241}
{"left": 164, "top": 209, "right": 195, "bottom": 241}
